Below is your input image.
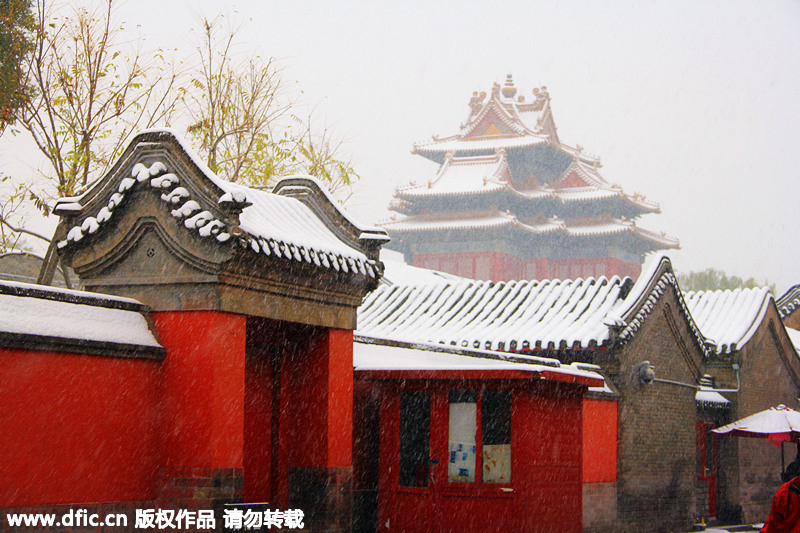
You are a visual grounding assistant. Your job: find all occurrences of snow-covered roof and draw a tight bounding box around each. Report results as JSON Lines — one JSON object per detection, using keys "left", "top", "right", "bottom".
{"left": 357, "top": 274, "right": 631, "bottom": 352}
{"left": 380, "top": 210, "right": 679, "bottom": 249}
{"left": 412, "top": 134, "right": 549, "bottom": 156}
{"left": 395, "top": 153, "right": 509, "bottom": 199}
{"left": 0, "top": 280, "right": 162, "bottom": 357}
{"left": 696, "top": 389, "right": 731, "bottom": 407}
{"left": 683, "top": 287, "right": 773, "bottom": 355}
{"left": 53, "top": 129, "right": 386, "bottom": 279}
{"left": 353, "top": 336, "right": 604, "bottom": 386}
{"left": 380, "top": 257, "right": 460, "bottom": 286}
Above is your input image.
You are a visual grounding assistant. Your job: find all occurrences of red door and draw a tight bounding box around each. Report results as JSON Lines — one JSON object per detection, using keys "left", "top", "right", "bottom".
{"left": 387, "top": 386, "right": 514, "bottom": 532}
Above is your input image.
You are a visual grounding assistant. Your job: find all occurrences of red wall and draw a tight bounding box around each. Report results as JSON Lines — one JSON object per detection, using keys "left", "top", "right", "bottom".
{"left": 244, "top": 345, "right": 272, "bottom": 502}
{"left": 582, "top": 398, "right": 618, "bottom": 483}
{"left": 414, "top": 252, "right": 640, "bottom": 282}
{"left": 287, "top": 328, "right": 353, "bottom": 468}
{"left": 0, "top": 347, "right": 161, "bottom": 507}
{"left": 152, "top": 311, "right": 246, "bottom": 469}
{"left": 376, "top": 380, "right": 584, "bottom": 533}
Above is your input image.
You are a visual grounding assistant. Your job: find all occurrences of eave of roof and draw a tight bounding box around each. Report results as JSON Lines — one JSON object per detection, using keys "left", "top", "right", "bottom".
{"left": 53, "top": 129, "right": 386, "bottom": 280}
{"left": 353, "top": 336, "right": 604, "bottom": 387}
{"left": 684, "top": 287, "right": 773, "bottom": 354}
{"left": 0, "top": 280, "right": 164, "bottom": 358}
{"left": 778, "top": 284, "right": 800, "bottom": 318}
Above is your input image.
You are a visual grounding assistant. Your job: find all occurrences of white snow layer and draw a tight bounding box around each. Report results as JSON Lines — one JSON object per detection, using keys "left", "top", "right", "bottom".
{"left": 696, "top": 389, "right": 730, "bottom": 406}
{"left": 357, "top": 274, "right": 627, "bottom": 351}
{"left": 380, "top": 258, "right": 460, "bottom": 286}
{"left": 55, "top": 129, "right": 381, "bottom": 278}
{"left": 684, "top": 287, "right": 772, "bottom": 354}
{"left": 786, "top": 328, "right": 800, "bottom": 355}
{"left": 353, "top": 340, "right": 604, "bottom": 383}
{"left": 0, "top": 286, "right": 161, "bottom": 348}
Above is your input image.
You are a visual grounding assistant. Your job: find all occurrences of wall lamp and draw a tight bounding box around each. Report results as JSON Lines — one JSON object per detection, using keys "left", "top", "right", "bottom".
{"left": 631, "top": 361, "right": 740, "bottom": 392}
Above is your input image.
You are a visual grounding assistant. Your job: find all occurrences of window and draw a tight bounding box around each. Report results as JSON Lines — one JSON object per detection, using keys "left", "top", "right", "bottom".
{"left": 399, "top": 392, "right": 430, "bottom": 487}
{"left": 448, "top": 390, "right": 477, "bottom": 482}
{"left": 482, "top": 390, "right": 511, "bottom": 483}
{"left": 447, "top": 389, "right": 511, "bottom": 484}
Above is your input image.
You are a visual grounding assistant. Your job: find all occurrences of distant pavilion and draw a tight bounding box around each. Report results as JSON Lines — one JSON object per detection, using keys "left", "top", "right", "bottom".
{"left": 382, "top": 75, "right": 678, "bottom": 281}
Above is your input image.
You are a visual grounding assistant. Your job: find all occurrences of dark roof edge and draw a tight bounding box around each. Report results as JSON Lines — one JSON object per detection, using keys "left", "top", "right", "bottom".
{"left": 0, "top": 332, "right": 165, "bottom": 360}
{"left": 354, "top": 334, "right": 561, "bottom": 369}
{"left": 0, "top": 281, "right": 148, "bottom": 312}
{"left": 273, "top": 177, "right": 390, "bottom": 261}
{"left": 777, "top": 284, "right": 800, "bottom": 318}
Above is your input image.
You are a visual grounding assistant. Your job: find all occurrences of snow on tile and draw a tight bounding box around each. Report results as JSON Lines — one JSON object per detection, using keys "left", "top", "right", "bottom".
{"left": 54, "top": 129, "right": 382, "bottom": 279}
{"left": 0, "top": 280, "right": 161, "bottom": 349}
{"left": 696, "top": 389, "right": 731, "bottom": 406}
{"left": 380, "top": 258, "right": 460, "bottom": 286}
{"left": 357, "top": 273, "right": 630, "bottom": 352}
{"left": 353, "top": 337, "right": 605, "bottom": 385}
{"left": 778, "top": 285, "right": 800, "bottom": 318}
{"left": 684, "top": 286, "right": 772, "bottom": 354}
{"left": 396, "top": 154, "right": 508, "bottom": 198}
{"left": 412, "top": 134, "right": 549, "bottom": 155}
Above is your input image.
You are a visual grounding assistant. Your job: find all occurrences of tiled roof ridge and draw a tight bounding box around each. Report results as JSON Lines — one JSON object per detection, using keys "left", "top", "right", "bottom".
{"left": 611, "top": 255, "right": 712, "bottom": 358}
{"left": 54, "top": 133, "right": 384, "bottom": 279}
{"left": 778, "top": 284, "right": 800, "bottom": 318}
{"left": 458, "top": 95, "right": 531, "bottom": 139}
{"left": 357, "top": 274, "right": 631, "bottom": 353}
{"left": 684, "top": 286, "right": 774, "bottom": 354}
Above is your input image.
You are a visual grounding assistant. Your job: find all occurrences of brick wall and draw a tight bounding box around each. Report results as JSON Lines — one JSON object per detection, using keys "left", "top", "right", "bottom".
{"left": 729, "top": 310, "right": 800, "bottom": 523}
{"left": 600, "top": 289, "right": 704, "bottom": 532}
{"left": 583, "top": 482, "right": 617, "bottom": 532}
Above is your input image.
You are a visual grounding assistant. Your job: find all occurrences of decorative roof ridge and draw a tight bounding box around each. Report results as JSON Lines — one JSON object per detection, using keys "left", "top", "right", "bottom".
{"left": 54, "top": 129, "right": 385, "bottom": 279}
{"left": 683, "top": 286, "right": 774, "bottom": 354}
{"left": 609, "top": 254, "right": 711, "bottom": 360}
{"left": 778, "top": 284, "right": 800, "bottom": 318}
{"left": 459, "top": 94, "right": 531, "bottom": 139}
{"left": 561, "top": 144, "right": 601, "bottom": 165}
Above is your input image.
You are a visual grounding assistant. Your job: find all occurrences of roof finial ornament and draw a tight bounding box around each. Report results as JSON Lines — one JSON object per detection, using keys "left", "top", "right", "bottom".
{"left": 532, "top": 86, "right": 549, "bottom": 111}
{"left": 469, "top": 91, "right": 486, "bottom": 115}
{"left": 491, "top": 82, "right": 501, "bottom": 98}
{"left": 502, "top": 74, "right": 517, "bottom": 98}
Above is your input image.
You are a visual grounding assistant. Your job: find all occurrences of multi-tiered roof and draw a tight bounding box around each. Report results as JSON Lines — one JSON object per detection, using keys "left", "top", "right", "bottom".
{"left": 383, "top": 76, "right": 677, "bottom": 277}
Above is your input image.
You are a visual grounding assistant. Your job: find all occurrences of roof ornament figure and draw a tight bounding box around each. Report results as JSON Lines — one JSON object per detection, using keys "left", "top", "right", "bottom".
{"left": 501, "top": 74, "right": 517, "bottom": 99}
{"left": 532, "top": 86, "right": 549, "bottom": 111}
{"left": 469, "top": 91, "right": 486, "bottom": 115}
{"left": 491, "top": 82, "right": 501, "bottom": 98}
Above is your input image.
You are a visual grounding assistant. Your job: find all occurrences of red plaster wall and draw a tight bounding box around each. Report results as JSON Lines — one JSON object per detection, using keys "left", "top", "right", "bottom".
{"left": 377, "top": 381, "right": 584, "bottom": 533}
{"left": 0, "top": 348, "right": 160, "bottom": 507}
{"left": 414, "top": 252, "right": 640, "bottom": 282}
{"left": 152, "top": 311, "right": 246, "bottom": 470}
{"left": 582, "top": 398, "right": 618, "bottom": 482}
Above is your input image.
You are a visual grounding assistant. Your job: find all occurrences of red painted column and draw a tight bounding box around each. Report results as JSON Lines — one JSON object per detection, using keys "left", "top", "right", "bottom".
{"left": 286, "top": 327, "right": 354, "bottom": 531}
{"left": 151, "top": 311, "right": 246, "bottom": 508}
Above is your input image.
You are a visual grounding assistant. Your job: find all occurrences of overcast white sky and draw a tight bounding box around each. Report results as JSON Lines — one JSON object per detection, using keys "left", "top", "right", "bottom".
{"left": 8, "top": 1, "right": 800, "bottom": 292}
